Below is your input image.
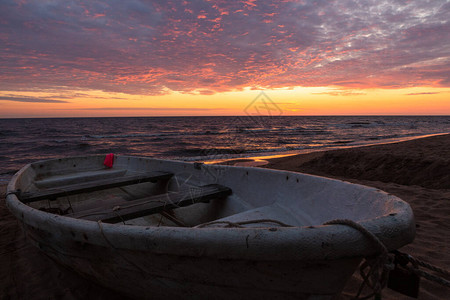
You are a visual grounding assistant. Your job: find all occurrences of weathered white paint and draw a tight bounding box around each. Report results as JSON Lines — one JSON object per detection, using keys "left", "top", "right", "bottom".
{"left": 6, "top": 155, "right": 415, "bottom": 299}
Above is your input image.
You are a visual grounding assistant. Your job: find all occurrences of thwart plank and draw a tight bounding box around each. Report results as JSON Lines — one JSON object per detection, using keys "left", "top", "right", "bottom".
{"left": 19, "top": 171, "right": 173, "bottom": 203}
{"left": 68, "top": 184, "right": 232, "bottom": 223}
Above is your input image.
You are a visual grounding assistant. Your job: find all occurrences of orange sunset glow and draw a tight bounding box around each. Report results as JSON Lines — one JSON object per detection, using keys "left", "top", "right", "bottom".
{"left": 0, "top": 1, "right": 449, "bottom": 117}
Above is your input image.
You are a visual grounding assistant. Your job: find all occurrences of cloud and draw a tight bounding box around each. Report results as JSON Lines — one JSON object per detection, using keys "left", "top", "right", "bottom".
{"left": 0, "top": 0, "right": 449, "bottom": 95}
{"left": 0, "top": 96, "right": 69, "bottom": 103}
{"left": 313, "top": 90, "right": 366, "bottom": 96}
{"left": 406, "top": 92, "right": 441, "bottom": 96}
{"left": 62, "top": 107, "right": 215, "bottom": 111}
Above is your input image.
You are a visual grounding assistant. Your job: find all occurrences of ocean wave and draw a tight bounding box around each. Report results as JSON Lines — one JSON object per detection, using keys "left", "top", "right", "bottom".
{"left": 51, "top": 139, "right": 69, "bottom": 143}
{"left": 0, "top": 130, "right": 16, "bottom": 137}
{"left": 175, "top": 144, "right": 321, "bottom": 160}
{"left": 164, "top": 147, "right": 248, "bottom": 157}
{"left": 82, "top": 133, "right": 164, "bottom": 140}
{"left": 79, "top": 126, "right": 336, "bottom": 141}
{"left": 347, "top": 122, "right": 372, "bottom": 125}
{"left": 80, "top": 130, "right": 228, "bottom": 140}
{"left": 0, "top": 169, "right": 18, "bottom": 176}
{"left": 0, "top": 169, "right": 19, "bottom": 182}
{"left": 297, "top": 130, "right": 330, "bottom": 136}
{"left": 366, "top": 134, "right": 400, "bottom": 140}
{"left": 332, "top": 140, "right": 355, "bottom": 144}
{"left": 78, "top": 143, "right": 91, "bottom": 148}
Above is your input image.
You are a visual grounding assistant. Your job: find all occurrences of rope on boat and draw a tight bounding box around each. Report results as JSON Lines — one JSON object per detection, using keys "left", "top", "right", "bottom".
{"left": 324, "top": 219, "right": 394, "bottom": 300}
{"left": 393, "top": 250, "right": 450, "bottom": 278}
{"left": 5, "top": 190, "right": 20, "bottom": 197}
{"left": 324, "top": 219, "right": 450, "bottom": 299}
{"left": 410, "top": 267, "right": 450, "bottom": 288}
{"left": 392, "top": 250, "right": 450, "bottom": 288}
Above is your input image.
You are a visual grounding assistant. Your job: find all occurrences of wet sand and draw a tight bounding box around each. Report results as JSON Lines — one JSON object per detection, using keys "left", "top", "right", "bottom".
{"left": 1, "top": 133, "right": 449, "bottom": 299}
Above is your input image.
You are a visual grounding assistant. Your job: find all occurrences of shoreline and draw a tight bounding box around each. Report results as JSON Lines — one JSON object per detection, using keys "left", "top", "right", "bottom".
{"left": 202, "top": 131, "right": 450, "bottom": 167}
{"left": 1, "top": 133, "right": 449, "bottom": 299}
{"left": 263, "top": 133, "right": 450, "bottom": 189}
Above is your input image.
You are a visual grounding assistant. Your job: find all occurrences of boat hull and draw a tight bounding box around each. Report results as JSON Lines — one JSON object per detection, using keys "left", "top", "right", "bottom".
{"left": 23, "top": 220, "right": 360, "bottom": 299}
{"left": 6, "top": 155, "right": 415, "bottom": 299}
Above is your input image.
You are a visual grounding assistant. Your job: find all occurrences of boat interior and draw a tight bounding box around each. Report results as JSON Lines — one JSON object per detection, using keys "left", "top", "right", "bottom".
{"left": 13, "top": 156, "right": 399, "bottom": 229}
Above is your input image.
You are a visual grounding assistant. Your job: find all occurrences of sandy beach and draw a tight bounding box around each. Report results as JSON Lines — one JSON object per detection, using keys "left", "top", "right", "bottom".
{"left": 264, "top": 134, "right": 450, "bottom": 299}
{"left": 1, "top": 134, "right": 449, "bottom": 299}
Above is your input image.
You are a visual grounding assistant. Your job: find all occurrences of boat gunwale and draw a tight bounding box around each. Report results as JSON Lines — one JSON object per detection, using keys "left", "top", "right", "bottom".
{"left": 6, "top": 157, "right": 415, "bottom": 261}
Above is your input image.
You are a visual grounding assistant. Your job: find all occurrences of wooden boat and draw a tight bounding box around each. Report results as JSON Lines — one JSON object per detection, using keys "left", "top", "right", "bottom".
{"left": 6, "top": 155, "right": 415, "bottom": 299}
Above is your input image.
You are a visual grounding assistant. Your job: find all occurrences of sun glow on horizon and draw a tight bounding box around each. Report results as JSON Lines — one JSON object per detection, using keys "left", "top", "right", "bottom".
{"left": 0, "top": 86, "right": 449, "bottom": 118}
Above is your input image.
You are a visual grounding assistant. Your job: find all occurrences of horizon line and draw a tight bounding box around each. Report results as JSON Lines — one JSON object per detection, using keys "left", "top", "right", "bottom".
{"left": 1, "top": 114, "right": 450, "bottom": 120}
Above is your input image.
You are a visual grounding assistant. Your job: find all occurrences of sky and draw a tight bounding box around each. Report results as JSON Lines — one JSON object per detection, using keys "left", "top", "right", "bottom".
{"left": 0, "top": 0, "right": 449, "bottom": 117}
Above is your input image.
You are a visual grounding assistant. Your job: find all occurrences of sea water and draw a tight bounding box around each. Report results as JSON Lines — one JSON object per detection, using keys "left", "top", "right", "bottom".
{"left": 0, "top": 116, "right": 449, "bottom": 182}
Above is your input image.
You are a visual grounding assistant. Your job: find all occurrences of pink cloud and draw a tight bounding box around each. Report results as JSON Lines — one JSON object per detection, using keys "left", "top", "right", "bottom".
{"left": 0, "top": 0, "right": 448, "bottom": 96}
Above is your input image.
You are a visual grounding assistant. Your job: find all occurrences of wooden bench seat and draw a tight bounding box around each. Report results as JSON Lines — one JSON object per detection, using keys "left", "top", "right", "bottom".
{"left": 35, "top": 169, "right": 128, "bottom": 189}
{"left": 67, "top": 184, "right": 232, "bottom": 223}
{"left": 20, "top": 171, "right": 173, "bottom": 203}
